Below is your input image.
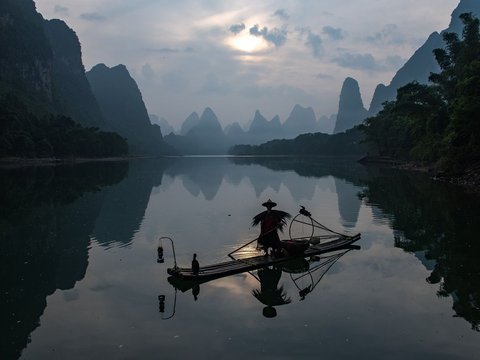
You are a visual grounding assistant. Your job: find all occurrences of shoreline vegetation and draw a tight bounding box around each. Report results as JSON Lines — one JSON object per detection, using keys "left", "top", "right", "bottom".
{"left": 361, "top": 13, "right": 480, "bottom": 179}
{"left": 2, "top": 154, "right": 479, "bottom": 191}
{"left": 0, "top": 155, "right": 142, "bottom": 168}
{"left": 359, "top": 156, "right": 480, "bottom": 189}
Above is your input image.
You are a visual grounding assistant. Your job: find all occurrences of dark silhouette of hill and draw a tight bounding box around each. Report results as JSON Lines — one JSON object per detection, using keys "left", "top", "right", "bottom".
{"left": 180, "top": 112, "right": 200, "bottom": 135}
{"left": 226, "top": 121, "right": 246, "bottom": 138}
{"left": 43, "top": 19, "right": 105, "bottom": 127}
{"left": 87, "top": 64, "right": 173, "bottom": 155}
{"left": 334, "top": 77, "right": 368, "bottom": 134}
{"left": 0, "top": 0, "right": 127, "bottom": 158}
{"left": 368, "top": 0, "right": 480, "bottom": 116}
{"left": 242, "top": 111, "right": 284, "bottom": 145}
{"left": 0, "top": 0, "right": 53, "bottom": 104}
{"left": 165, "top": 107, "right": 229, "bottom": 154}
{"left": 0, "top": 1, "right": 104, "bottom": 127}
{"left": 149, "top": 114, "right": 175, "bottom": 135}
{"left": 282, "top": 104, "right": 318, "bottom": 138}
{"left": 368, "top": 33, "right": 443, "bottom": 116}
{"left": 230, "top": 127, "right": 367, "bottom": 156}
{"left": 318, "top": 114, "right": 336, "bottom": 134}
{"left": 167, "top": 105, "right": 338, "bottom": 154}
{"left": 248, "top": 111, "right": 282, "bottom": 140}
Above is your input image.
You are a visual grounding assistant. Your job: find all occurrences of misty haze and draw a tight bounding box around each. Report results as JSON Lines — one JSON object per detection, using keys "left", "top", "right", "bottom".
{"left": 2, "top": 1, "right": 480, "bottom": 359}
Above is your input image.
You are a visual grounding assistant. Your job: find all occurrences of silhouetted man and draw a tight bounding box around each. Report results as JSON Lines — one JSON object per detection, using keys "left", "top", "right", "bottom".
{"left": 252, "top": 199, "right": 291, "bottom": 256}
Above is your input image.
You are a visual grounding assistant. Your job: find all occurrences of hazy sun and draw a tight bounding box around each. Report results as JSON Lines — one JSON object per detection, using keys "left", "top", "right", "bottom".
{"left": 228, "top": 33, "right": 268, "bottom": 53}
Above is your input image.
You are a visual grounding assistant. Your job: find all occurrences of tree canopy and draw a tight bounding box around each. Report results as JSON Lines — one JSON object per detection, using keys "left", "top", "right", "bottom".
{"left": 0, "top": 94, "right": 128, "bottom": 158}
{"left": 362, "top": 13, "right": 480, "bottom": 172}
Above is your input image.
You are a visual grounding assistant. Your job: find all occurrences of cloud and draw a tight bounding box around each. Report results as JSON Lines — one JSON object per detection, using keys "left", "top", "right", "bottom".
{"left": 249, "top": 24, "right": 287, "bottom": 47}
{"left": 239, "top": 83, "right": 312, "bottom": 101}
{"left": 201, "top": 73, "right": 229, "bottom": 94}
{"left": 54, "top": 5, "right": 69, "bottom": 15}
{"left": 80, "top": 12, "right": 106, "bottom": 22}
{"left": 323, "top": 26, "right": 344, "bottom": 40}
{"left": 385, "top": 55, "right": 406, "bottom": 69}
{"left": 366, "top": 24, "right": 405, "bottom": 45}
{"left": 306, "top": 31, "right": 323, "bottom": 58}
{"left": 333, "top": 52, "right": 380, "bottom": 71}
{"left": 149, "top": 48, "right": 180, "bottom": 53}
{"left": 229, "top": 23, "right": 245, "bottom": 35}
{"left": 315, "top": 73, "right": 333, "bottom": 80}
{"left": 274, "top": 9, "right": 289, "bottom": 21}
{"left": 162, "top": 72, "right": 189, "bottom": 91}
{"left": 141, "top": 63, "right": 155, "bottom": 79}
{"left": 249, "top": 24, "right": 263, "bottom": 37}
{"left": 147, "top": 47, "right": 194, "bottom": 54}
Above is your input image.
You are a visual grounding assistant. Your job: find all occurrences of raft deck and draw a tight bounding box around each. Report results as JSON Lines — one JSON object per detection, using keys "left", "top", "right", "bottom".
{"left": 167, "top": 234, "right": 361, "bottom": 284}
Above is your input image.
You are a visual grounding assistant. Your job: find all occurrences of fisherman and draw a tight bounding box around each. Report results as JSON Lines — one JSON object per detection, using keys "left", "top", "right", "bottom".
{"left": 252, "top": 199, "right": 291, "bottom": 256}
{"left": 192, "top": 253, "right": 200, "bottom": 275}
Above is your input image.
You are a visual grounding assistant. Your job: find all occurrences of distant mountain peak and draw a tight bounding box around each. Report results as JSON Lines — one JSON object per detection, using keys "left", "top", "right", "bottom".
{"left": 180, "top": 112, "right": 200, "bottom": 135}
{"left": 270, "top": 115, "right": 281, "bottom": 126}
{"left": 225, "top": 122, "right": 245, "bottom": 136}
{"left": 367, "top": 0, "right": 480, "bottom": 116}
{"left": 201, "top": 107, "right": 217, "bottom": 120}
{"left": 189, "top": 107, "right": 223, "bottom": 134}
{"left": 282, "top": 104, "right": 318, "bottom": 138}
{"left": 333, "top": 77, "right": 367, "bottom": 134}
{"left": 87, "top": 63, "right": 170, "bottom": 154}
{"left": 248, "top": 110, "right": 272, "bottom": 134}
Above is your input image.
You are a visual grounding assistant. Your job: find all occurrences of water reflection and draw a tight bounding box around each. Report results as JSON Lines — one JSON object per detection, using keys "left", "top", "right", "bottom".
{"left": 359, "top": 168, "right": 480, "bottom": 331}
{"left": 234, "top": 158, "right": 480, "bottom": 331}
{"left": 166, "top": 247, "right": 357, "bottom": 319}
{"left": 165, "top": 157, "right": 227, "bottom": 200}
{"left": 253, "top": 266, "right": 291, "bottom": 318}
{"left": 2, "top": 156, "right": 480, "bottom": 359}
{"left": 92, "top": 159, "right": 171, "bottom": 247}
{"left": 0, "top": 162, "right": 128, "bottom": 360}
{"left": 334, "top": 178, "right": 362, "bottom": 228}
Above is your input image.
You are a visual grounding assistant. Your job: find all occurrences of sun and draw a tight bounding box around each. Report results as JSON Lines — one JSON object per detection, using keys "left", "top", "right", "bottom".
{"left": 228, "top": 33, "right": 268, "bottom": 53}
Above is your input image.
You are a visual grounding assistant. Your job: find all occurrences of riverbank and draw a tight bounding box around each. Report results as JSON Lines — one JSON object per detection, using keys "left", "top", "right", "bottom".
{"left": 0, "top": 156, "right": 148, "bottom": 168}
{"left": 359, "top": 156, "right": 480, "bottom": 190}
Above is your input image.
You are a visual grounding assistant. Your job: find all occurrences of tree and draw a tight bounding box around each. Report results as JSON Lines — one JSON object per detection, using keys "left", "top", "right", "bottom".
{"left": 362, "top": 13, "right": 480, "bottom": 170}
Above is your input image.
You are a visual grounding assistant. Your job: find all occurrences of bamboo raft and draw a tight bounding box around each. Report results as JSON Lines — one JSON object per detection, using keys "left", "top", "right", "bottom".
{"left": 167, "top": 233, "right": 361, "bottom": 284}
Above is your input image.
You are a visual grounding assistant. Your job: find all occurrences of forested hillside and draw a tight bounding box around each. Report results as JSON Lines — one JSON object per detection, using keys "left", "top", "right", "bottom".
{"left": 362, "top": 13, "right": 480, "bottom": 173}
{"left": 0, "top": 0, "right": 128, "bottom": 159}
{"left": 229, "top": 127, "right": 366, "bottom": 156}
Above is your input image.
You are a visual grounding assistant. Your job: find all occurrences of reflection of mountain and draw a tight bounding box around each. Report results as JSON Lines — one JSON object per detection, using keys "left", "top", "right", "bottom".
{"left": 229, "top": 157, "right": 367, "bottom": 187}
{"left": 0, "top": 163, "right": 127, "bottom": 360}
{"left": 360, "top": 168, "right": 480, "bottom": 331}
{"left": 92, "top": 159, "right": 171, "bottom": 247}
{"left": 334, "top": 178, "right": 362, "bottom": 228}
{"left": 224, "top": 160, "right": 284, "bottom": 197}
{"left": 163, "top": 157, "right": 356, "bottom": 202}
{"left": 230, "top": 157, "right": 367, "bottom": 219}
{"left": 164, "top": 157, "right": 228, "bottom": 200}
{"left": 226, "top": 157, "right": 480, "bottom": 330}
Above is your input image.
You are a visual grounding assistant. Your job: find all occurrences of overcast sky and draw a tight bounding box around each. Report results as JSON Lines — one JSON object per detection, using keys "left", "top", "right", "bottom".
{"left": 36, "top": 0, "right": 459, "bottom": 130}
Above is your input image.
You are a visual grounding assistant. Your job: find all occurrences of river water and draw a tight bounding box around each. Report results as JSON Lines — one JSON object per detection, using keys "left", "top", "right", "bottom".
{"left": 2, "top": 157, "right": 479, "bottom": 359}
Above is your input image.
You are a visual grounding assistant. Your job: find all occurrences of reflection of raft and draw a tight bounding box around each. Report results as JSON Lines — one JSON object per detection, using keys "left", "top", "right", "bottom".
{"left": 167, "top": 233, "right": 360, "bottom": 282}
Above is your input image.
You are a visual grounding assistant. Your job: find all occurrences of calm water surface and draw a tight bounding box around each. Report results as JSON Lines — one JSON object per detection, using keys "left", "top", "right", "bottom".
{"left": 1, "top": 157, "right": 479, "bottom": 359}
